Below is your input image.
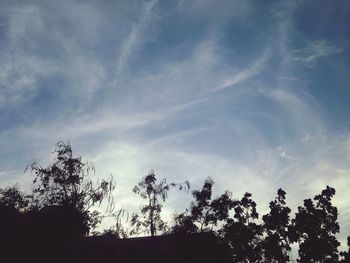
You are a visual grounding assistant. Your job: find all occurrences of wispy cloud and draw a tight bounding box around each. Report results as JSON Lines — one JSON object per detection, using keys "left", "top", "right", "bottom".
{"left": 0, "top": 0, "right": 349, "bottom": 250}
{"left": 0, "top": 54, "right": 58, "bottom": 109}
{"left": 0, "top": 2, "right": 109, "bottom": 110}
{"left": 214, "top": 50, "right": 270, "bottom": 91}
{"left": 114, "top": 0, "right": 158, "bottom": 81}
{"left": 292, "top": 40, "right": 343, "bottom": 67}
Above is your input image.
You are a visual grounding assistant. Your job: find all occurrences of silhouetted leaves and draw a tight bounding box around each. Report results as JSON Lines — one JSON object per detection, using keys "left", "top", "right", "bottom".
{"left": 131, "top": 170, "right": 189, "bottom": 236}
{"left": 220, "top": 192, "right": 263, "bottom": 262}
{"left": 173, "top": 178, "right": 235, "bottom": 234}
{"left": 28, "top": 142, "right": 115, "bottom": 233}
{"left": 0, "top": 184, "right": 32, "bottom": 211}
{"left": 1, "top": 142, "right": 350, "bottom": 262}
{"left": 292, "top": 186, "right": 340, "bottom": 262}
{"left": 261, "top": 188, "right": 291, "bottom": 262}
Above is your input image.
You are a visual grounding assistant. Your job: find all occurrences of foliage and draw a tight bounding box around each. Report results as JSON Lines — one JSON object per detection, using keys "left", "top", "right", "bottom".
{"left": 173, "top": 177, "right": 234, "bottom": 234}
{"left": 131, "top": 170, "right": 189, "bottom": 236}
{"left": 172, "top": 211, "right": 199, "bottom": 234}
{"left": 0, "top": 184, "right": 32, "bottom": 212}
{"left": 94, "top": 208, "right": 130, "bottom": 238}
{"left": 220, "top": 192, "right": 262, "bottom": 262}
{"left": 1, "top": 142, "right": 350, "bottom": 262}
{"left": 28, "top": 142, "right": 115, "bottom": 233}
{"left": 292, "top": 186, "right": 340, "bottom": 262}
{"left": 261, "top": 188, "right": 291, "bottom": 262}
{"left": 190, "top": 177, "right": 215, "bottom": 231}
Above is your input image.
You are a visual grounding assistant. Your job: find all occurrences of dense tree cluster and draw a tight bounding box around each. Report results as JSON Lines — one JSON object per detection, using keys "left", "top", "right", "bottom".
{"left": 169, "top": 179, "right": 350, "bottom": 263}
{"left": 0, "top": 142, "right": 115, "bottom": 262}
{"left": 0, "top": 142, "right": 349, "bottom": 262}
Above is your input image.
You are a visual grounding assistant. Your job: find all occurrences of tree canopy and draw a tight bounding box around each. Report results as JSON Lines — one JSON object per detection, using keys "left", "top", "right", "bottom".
{"left": 28, "top": 142, "right": 115, "bottom": 232}
{"left": 0, "top": 142, "right": 349, "bottom": 263}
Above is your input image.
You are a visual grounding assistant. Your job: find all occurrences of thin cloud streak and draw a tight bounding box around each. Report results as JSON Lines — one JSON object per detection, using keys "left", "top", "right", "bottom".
{"left": 214, "top": 50, "right": 270, "bottom": 92}
{"left": 0, "top": 0, "right": 349, "bottom": 250}
{"left": 292, "top": 40, "right": 344, "bottom": 67}
{"left": 114, "top": 0, "right": 158, "bottom": 82}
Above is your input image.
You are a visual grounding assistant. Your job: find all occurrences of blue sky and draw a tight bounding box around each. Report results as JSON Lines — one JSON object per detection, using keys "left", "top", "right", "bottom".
{"left": 0, "top": 0, "right": 350, "bottom": 247}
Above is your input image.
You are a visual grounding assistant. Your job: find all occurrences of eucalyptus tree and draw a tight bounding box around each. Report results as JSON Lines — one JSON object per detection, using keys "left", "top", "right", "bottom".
{"left": 28, "top": 142, "right": 115, "bottom": 233}
{"left": 131, "top": 170, "right": 189, "bottom": 236}
{"left": 173, "top": 177, "right": 234, "bottom": 233}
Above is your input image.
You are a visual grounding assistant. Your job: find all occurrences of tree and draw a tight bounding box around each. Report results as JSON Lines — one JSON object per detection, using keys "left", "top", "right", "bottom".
{"left": 171, "top": 211, "right": 199, "bottom": 234}
{"left": 0, "top": 184, "right": 32, "bottom": 212}
{"left": 131, "top": 170, "right": 189, "bottom": 236}
{"left": 220, "top": 192, "right": 262, "bottom": 262}
{"left": 28, "top": 142, "right": 115, "bottom": 233}
{"left": 173, "top": 177, "right": 234, "bottom": 234}
{"left": 190, "top": 177, "right": 215, "bottom": 231}
{"left": 292, "top": 186, "right": 340, "bottom": 262}
{"left": 0, "top": 185, "right": 32, "bottom": 263}
{"left": 262, "top": 188, "right": 292, "bottom": 262}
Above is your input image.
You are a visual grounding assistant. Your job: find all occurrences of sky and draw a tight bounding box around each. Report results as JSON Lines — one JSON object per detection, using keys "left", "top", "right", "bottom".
{"left": 0, "top": 0, "right": 350, "bottom": 248}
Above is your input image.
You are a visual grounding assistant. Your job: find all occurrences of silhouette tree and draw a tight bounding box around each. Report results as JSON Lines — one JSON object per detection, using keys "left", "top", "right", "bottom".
{"left": 173, "top": 177, "right": 234, "bottom": 234}
{"left": 0, "top": 184, "right": 32, "bottom": 212}
{"left": 261, "top": 188, "right": 292, "bottom": 262}
{"left": 220, "top": 192, "right": 262, "bottom": 262}
{"left": 131, "top": 170, "right": 189, "bottom": 236}
{"left": 292, "top": 186, "right": 340, "bottom": 262}
{"left": 1, "top": 147, "right": 349, "bottom": 263}
{"left": 28, "top": 142, "right": 115, "bottom": 233}
{"left": 190, "top": 177, "right": 215, "bottom": 231}
{"left": 172, "top": 212, "right": 199, "bottom": 234}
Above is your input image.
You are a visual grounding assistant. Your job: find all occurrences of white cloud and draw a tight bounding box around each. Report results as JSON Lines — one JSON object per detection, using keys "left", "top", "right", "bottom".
{"left": 268, "top": 88, "right": 324, "bottom": 139}
{"left": 0, "top": 2, "right": 109, "bottom": 108}
{"left": 108, "top": 39, "right": 232, "bottom": 112}
{"left": 292, "top": 40, "right": 343, "bottom": 67}
{"left": 114, "top": 0, "right": 158, "bottom": 81}
{"left": 0, "top": 0, "right": 349, "bottom": 250}
{"left": 0, "top": 55, "right": 58, "bottom": 108}
{"left": 214, "top": 49, "right": 270, "bottom": 91}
